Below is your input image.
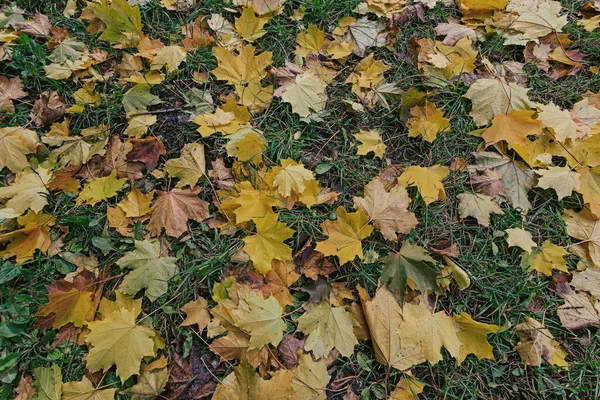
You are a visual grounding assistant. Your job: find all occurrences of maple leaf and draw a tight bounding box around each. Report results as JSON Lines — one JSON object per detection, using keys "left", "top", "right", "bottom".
{"left": 85, "top": 0, "right": 142, "bottom": 46}
{"left": 463, "top": 78, "right": 533, "bottom": 127}
{"left": 398, "top": 301, "right": 462, "bottom": 365}
{"left": 454, "top": 312, "right": 502, "bottom": 364}
{"left": 118, "top": 187, "right": 154, "bottom": 218}
{"left": 261, "top": 260, "right": 300, "bottom": 307}
{"left": 194, "top": 99, "right": 251, "bottom": 138}
{"left": 315, "top": 207, "right": 374, "bottom": 265}
{"left": 514, "top": 317, "right": 568, "bottom": 368}
{"left": 353, "top": 177, "right": 418, "bottom": 242}
{"left": 36, "top": 272, "right": 96, "bottom": 329}
{"left": 0, "top": 212, "right": 55, "bottom": 264}
{"left": 292, "top": 352, "right": 330, "bottom": 400}
{"left": 235, "top": 7, "right": 269, "bottom": 42}
{"left": 0, "top": 126, "right": 40, "bottom": 173}
{"left": 212, "top": 44, "right": 271, "bottom": 85}
{"left": 406, "top": 100, "right": 450, "bottom": 143}
{"left": 353, "top": 130, "right": 386, "bottom": 159}
{"left": 122, "top": 84, "right": 162, "bottom": 113}
{"left": 224, "top": 181, "right": 282, "bottom": 223}
{"left": 0, "top": 75, "right": 27, "bottom": 113}
{"left": 562, "top": 209, "right": 600, "bottom": 267}
{"left": 76, "top": 170, "right": 126, "bottom": 206}
{"left": 505, "top": 228, "right": 537, "bottom": 253}
{"left": 150, "top": 45, "right": 187, "bottom": 73}
{"left": 536, "top": 166, "right": 580, "bottom": 200}
{"left": 236, "top": 295, "right": 286, "bottom": 348}
{"left": 389, "top": 375, "right": 425, "bottom": 400}
{"left": 62, "top": 376, "right": 116, "bottom": 400}
{"left": 296, "top": 24, "right": 326, "bottom": 57}
{"left": 358, "top": 286, "right": 418, "bottom": 370}
{"left": 126, "top": 137, "right": 166, "bottom": 170}
{"left": 122, "top": 361, "right": 169, "bottom": 400}
{"left": 468, "top": 152, "right": 536, "bottom": 212}
{"left": 574, "top": 166, "right": 600, "bottom": 218}
{"left": 481, "top": 110, "right": 543, "bottom": 147}
{"left": 296, "top": 299, "right": 358, "bottom": 358}
{"left": 85, "top": 307, "right": 158, "bottom": 383}
{"left": 181, "top": 297, "right": 211, "bottom": 331}
{"left": 213, "top": 359, "right": 294, "bottom": 400}
{"left": 0, "top": 166, "right": 51, "bottom": 214}
{"left": 32, "top": 364, "right": 62, "bottom": 400}
{"left": 571, "top": 269, "right": 600, "bottom": 298}
{"left": 397, "top": 165, "right": 449, "bottom": 205}
{"left": 554, "top": 276, "right": 600, "bottom": 330}
{"left": 148, "top": 187, "right": 210, "bottom": 237}
{"left": 164, "top": 142, "right": 206, "bottom": 188}
{"left": 280, "top": 72, "right": 327, "bottom": 117}
{"left": 243, "top": 212, "right": 295, "bottom": 275}
{"left": 16, "top": 12, "right": 51, "bottom": 37}
{"left": 381, "top": 242, "right": 441, "bottom": 304}
{"left": 117, "top": 239, "right": 178, "bottom": 301}
{"left": 225, "top": 127, "right": 268, "bottom": 163}
{"left": 536, "top": 102, "right": 578, "bottom": 142}
{"left": 80, "top": 135, "right": 144, "bottom": 181}
{"left": 521, "top": 240, "right": 568, "bottom": 276}
{"left": 44, "top": 124, "right": 109, "bottom": 167}
{"left": 272, "top": 159, "right": 315, "bottom": 198}
{"left": 457, "top": 193, "right": 504, "bottom": 226}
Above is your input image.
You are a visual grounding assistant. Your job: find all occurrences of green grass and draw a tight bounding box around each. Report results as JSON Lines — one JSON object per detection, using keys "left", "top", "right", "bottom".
{"left": 2, "top": 0, "right": 600, "bottom": 399}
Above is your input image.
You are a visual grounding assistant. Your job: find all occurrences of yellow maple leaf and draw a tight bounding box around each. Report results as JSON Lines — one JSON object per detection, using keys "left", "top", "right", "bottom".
{"left": 76, "top": 170, "right": 126, "bottom": 206}
{"left": 225, "top": 127, "right": 267, "bottom": 163}
{"left": 236, "top": 295, "right": 286, "bottom": 348}
{"left": 398, "top": 301, "right": 462, "bottom": 365}
{"left": 117, "top": 187, "right": 154, "bottom": 218}
{"left": 36, "top": 288, "right": 93, "bottom": 329}
{"left": 193, "top": 98, "right": 251, "bottom": 137}
{"left": 536, "top": 166, "right": 580, "bottom": 200}
{"left": 85, "top": 0, "right": 143, "bottom": 47}
{"left": 235, "top": 7, "right": 269, "bottom": 42}
{"left": 243, "top": 212, "right": 294, "bottom": 274}
{"left": 150, "top": 45, "right": 187, "bottom": 73}
{"left": 272, "top": 159, "right": 315, "bottom": 197}
{"left": 296, "top": 24, "right": 326, "bottom": 57}
{"left": 0, "top": 166, "right": 52, "bottom": 214}
{"left": 315, "top": 207, "right": 374, "bottom": 265}
{"left": 292, "top": 352, "right": 331, "bottom": 400}
{"left": 223, "top": 181, "right": 282, "bottom": 223}
{"left": 296, "top": 299, "right": 358, "bottom": 358}
{"left": 505, "top": 227, "right": 537, "bottom": 253}
{"left": 353, "top": 177, "right": 418, "bottom": 242}
{"left": 521, "top": 240, "right": 569, "bottom": 276}
{"left": 164, "top": 142, "right": 206, "bottom": 188}
{"left": 398, "top": 165, "right": 449, "bottom": 205}
{"left": 0, "top": 126, "right": 40, "bottom": 173}
{"left": 407, "top": 100, "right": 450, "bottom": 143}
{"left": 62, "top": 376, "right": 116, "bottom": 400}
{"left": 454, "top": 312, "right": 502, "bottom": 364}
{"left": 353, "top": 129, "right": 386, "bottom": 159}
{"left": 180, "top": 297, "right": 211, "bottom": 331}
{"left": 212, "top": 44, "right": 272, "bottom": 85}
{"left": 574, "top": 166, "right": 600, "bottom": 218}
{"left": 85, "top": 307, "right": 158, "bottom": 383}
{"left": 457, "top": 193, "right": 504, "bottom": 226}
{"left": 0, "top": 212, "right": 55, "bottom": 264}
{"left": 280, "top": 72, "right": 327, "bottom": 117}
{"left": 481, "top": 109, "right": 543, "bottom": 147}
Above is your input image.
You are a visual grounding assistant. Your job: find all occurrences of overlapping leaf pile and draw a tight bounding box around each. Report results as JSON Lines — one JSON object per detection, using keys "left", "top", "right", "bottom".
{"left": 1, "top": 0, "right": 600, "bottom": 398}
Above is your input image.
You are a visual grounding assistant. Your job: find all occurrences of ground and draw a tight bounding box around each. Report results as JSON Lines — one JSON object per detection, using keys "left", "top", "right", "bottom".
{"left": 1, "top": 0, "right": 600, "bottom": 399}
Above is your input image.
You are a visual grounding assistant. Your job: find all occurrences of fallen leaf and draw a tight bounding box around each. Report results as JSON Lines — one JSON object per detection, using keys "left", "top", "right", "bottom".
{"left": 148, "top": 188, "right": 210, "bottom": 237}
{"left": 164, "top": 142, "right": 206, "bottom": 188}
{"left": 406, "top": 100, "right": 450, "bottom": 143}
{"left": 315, "top": 207, "right": 374, "bottom": 265}
{"left": 0, "top": 75, "right": 27, "bottom": 113}
{"left": 353, "top": 130, "right": 386, "bottom": 159}
{"left": 521, "top": 240, "right": 569, "bottom": 276}
{"left": 457, "top": 193, "right": 504, "bottom": 226}
{"left": 353, "top": 177, "right": 418, "bottom": 242}
{"left": 76, "top": 170, "right": 126, "bottom": 206}
{"left": 536, "top": 166, "right": 580, "bottom": 200}
{"left": 292, "top": 352, "right": 330, "bottom": 400}
{"left": 505, "top": 228, "right": 537, "bottom": 253}
{"left": 397, "top": 165, "right": 449, "bottom": 205}
{"left": 62, "top": 376, "right": 116, "bottom": 400}
{"left": 514, "top": 317, "right": 568, "bottom": 368}
{"left": 243, "top": 212, "right": 295, "bottom": 275}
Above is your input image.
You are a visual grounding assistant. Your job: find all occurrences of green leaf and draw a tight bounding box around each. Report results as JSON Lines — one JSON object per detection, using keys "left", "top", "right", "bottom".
{"left": 122, "top": 84, "right": 162, "bottom": 113}
{"left": 117, "top": 239, "right": 178, "bottom": 301}
{"left": 381, "top": 242, "right": 441, "bottom": 305}
{"left": 88, "top": 0, "right": 142, "bottom": 45}
{"left": 32, "top": 364, "right": 62, "bottom": 400}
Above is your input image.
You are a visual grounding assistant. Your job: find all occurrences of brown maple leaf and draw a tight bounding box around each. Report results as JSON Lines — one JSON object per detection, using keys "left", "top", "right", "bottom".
{"left": 148, "top": 188, "right": 210, "bottom": 237}
{"left": 78, "top": 136, "right": 145, "bottom": 180}
{"left": 127, "top": 137, "right": 166, "bottom": 171}
{"left": 31, "top": 91, "right": 65, "bottom": 126}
